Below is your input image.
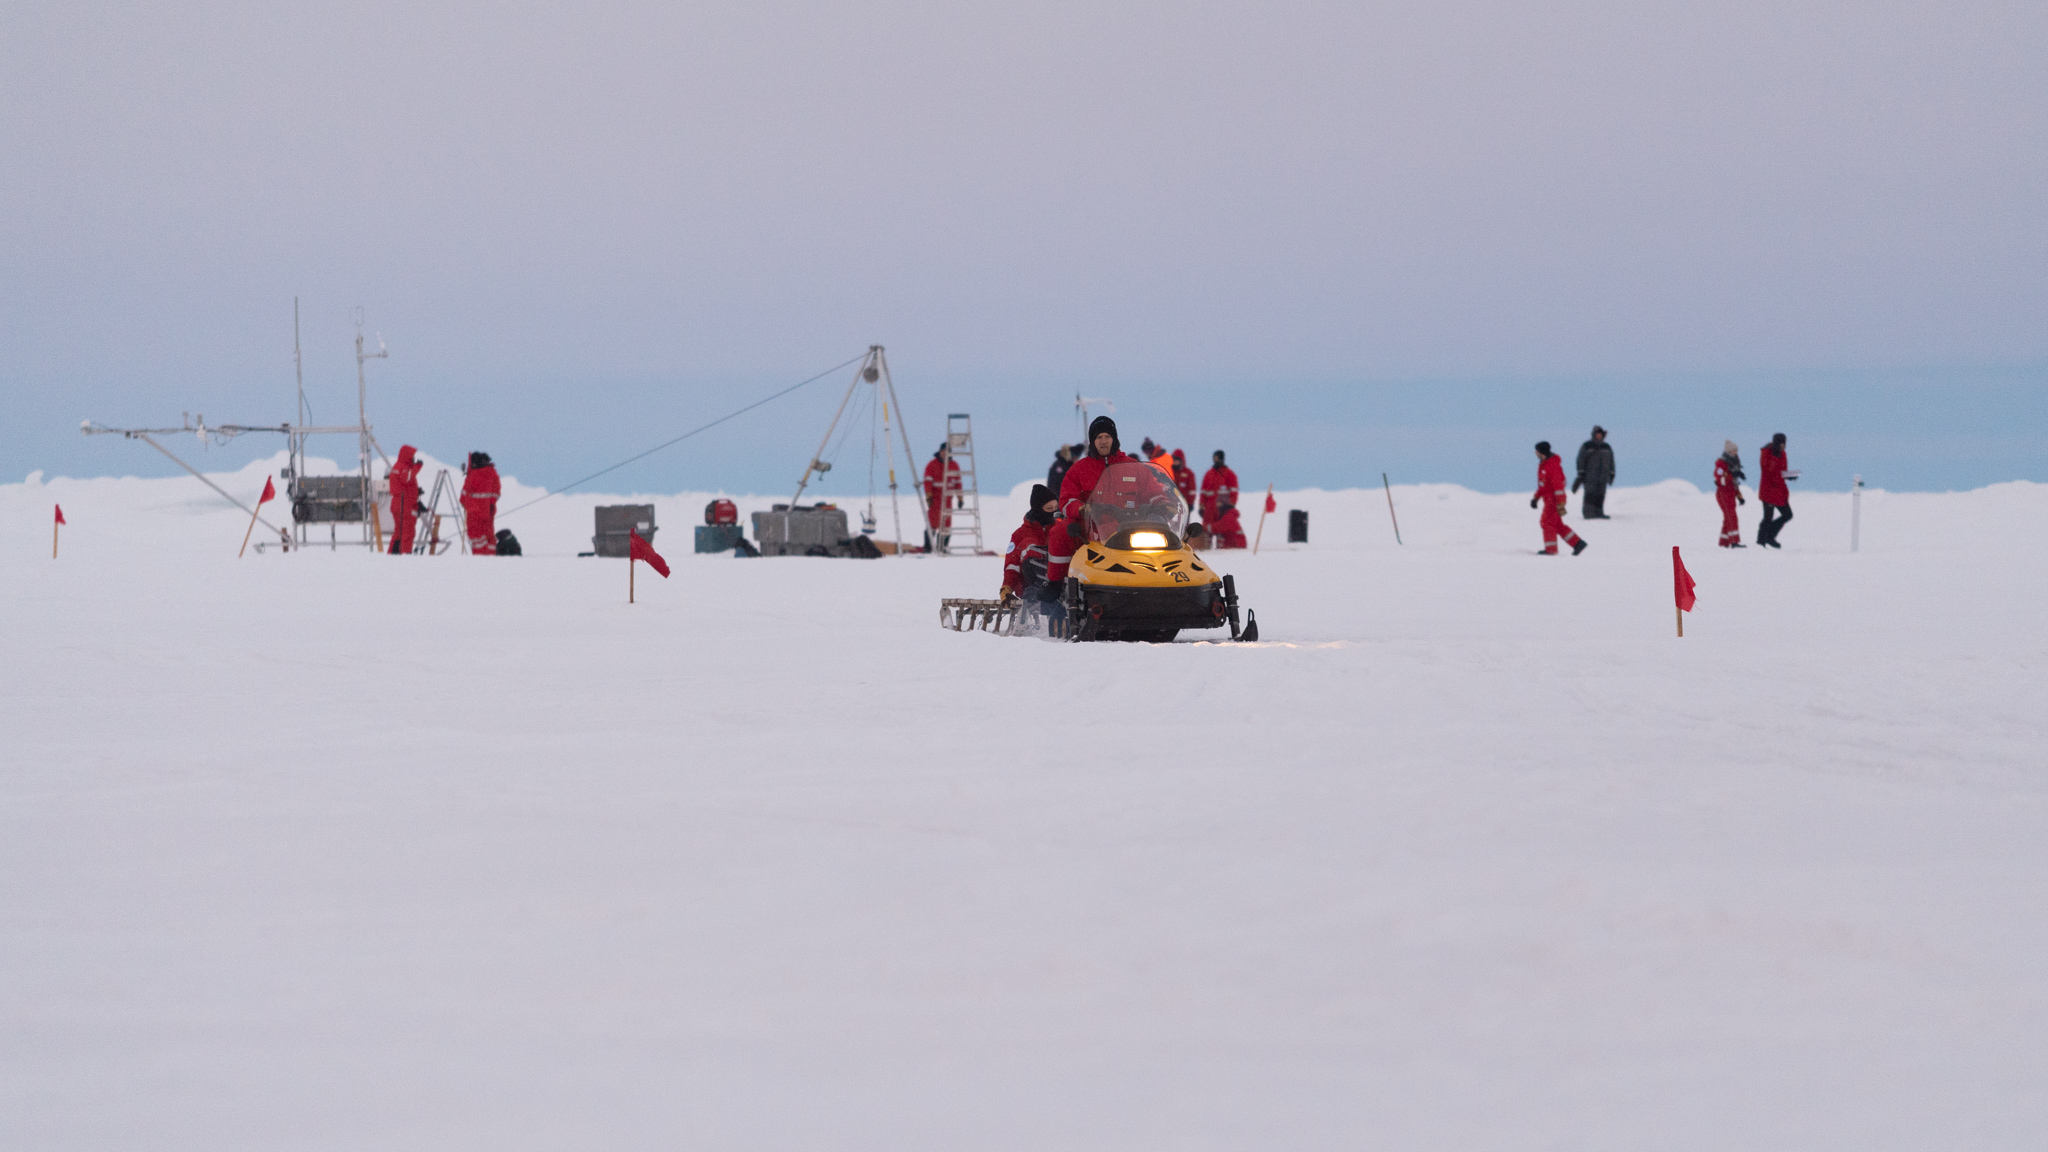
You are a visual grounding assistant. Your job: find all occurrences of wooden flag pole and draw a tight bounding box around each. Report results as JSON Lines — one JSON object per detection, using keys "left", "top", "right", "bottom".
{"left": 630, "top": 554, "right": 636, "bottom": 604}
{"left": 1252, "top": 484, "right": 1274, "bottom": 554}
{"left": 1677, "top": 604, "right": 1683, "bottom": 638}
{"left": 1382, "top": 473, "right": 1403, "bottom": 545}
{"left": 237, "top": 501, "right": 263, "bottom": 558}
{"left": 53, "top": 518, "right": 60, "bottom": 559}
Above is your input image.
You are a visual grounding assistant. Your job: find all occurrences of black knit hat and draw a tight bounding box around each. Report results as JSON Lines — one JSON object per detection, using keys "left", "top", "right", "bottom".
{"left": 1772, "top": 432, "right": 1787, "bottom": 446}
{"left": 469, "top": 451, "right": 492, "bottom": 469}
{"left": 1029, "top": 483, "right": 1054, "bottom": 507}
{"left": 1088, "top": 415, "right": 1119, "bottom": 456}
{"left": 1535, "top": 441, "right": 1552, "bottom": 455}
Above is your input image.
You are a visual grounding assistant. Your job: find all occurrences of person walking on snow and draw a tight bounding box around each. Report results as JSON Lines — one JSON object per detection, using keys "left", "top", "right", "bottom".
{"left": 1755, "top": 432, "right": 1798, "bottom": 548}
{"left": 1002, "top": 484, "right": 1059, "bottom": 603}
{"left": 385, "top": 444, "right": 423, "bottom": 555}
{"left": 1045, "top": 416, "right": 1134, "bottom": 587}
{"left": 923, "top": 443, "right": 960, "bottom": 552}
{"left": 1533, "top": 442, "right": 1587, "bottom": 555}
{"left": 1574, "top": 426, "right": 1615, "bottom": 518}
{"left": 460, "top": 451, "right": 501, "bottom": 555}
{"left": 1714, "top": 441, "right": 1747, "bottom": 548}
{"left": 1170, "top": 448, "right": 1197, "bottom": 510}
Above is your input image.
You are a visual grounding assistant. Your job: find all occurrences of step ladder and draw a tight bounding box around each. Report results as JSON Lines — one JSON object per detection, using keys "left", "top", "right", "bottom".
{"left": 940, "top": 413, "right": 986, "bottom": 555}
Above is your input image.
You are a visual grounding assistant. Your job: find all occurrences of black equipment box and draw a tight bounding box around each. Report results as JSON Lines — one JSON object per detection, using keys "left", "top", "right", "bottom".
{"left": 593, "top": 504, "right": 657, "bottom": 558}
{"left": 1287, "top": 509, "right": 1308, "bottom": 543}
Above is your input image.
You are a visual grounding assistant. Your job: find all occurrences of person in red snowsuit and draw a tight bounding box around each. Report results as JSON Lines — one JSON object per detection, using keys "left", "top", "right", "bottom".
{"left": 1002, "top": 484, "right": 1058, "bottom": 599}
{"left": 1046, "top": 415, "right": 1134, "bottom": 586}
{"left": 1170, "top": 448, "right": 1197, "bottom": 510}
{"left": 1755, "top": 432, "right": 1797, "bottom": 548}
{"left": 922, "top": 443, "right": 960, "bottom": 551}
{"left": 1532, "top": 441, "right": 1586, "bottom": 555}
{"left": 460, "top": 451, "right": 500, "bottom": 555}
{"left": 385, "top": 444, "right": 423, "bottom": 555}
{"left": 1200, "top": 450, "right": 1246, "bottom": 548}
{"left": 1714, "top": 440, "right": 1747, "bottom": 548}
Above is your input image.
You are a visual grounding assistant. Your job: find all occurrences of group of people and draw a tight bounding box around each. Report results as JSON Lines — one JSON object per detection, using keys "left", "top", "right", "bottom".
{"left": 381, "top": 447, "right": 508, "bottom": 555}
{"left": 1531, "top": 426, "right": 1800, "bottom": 554}
{"left": 1047, "top": 435, "right": 1245, "bottom": 549}
{"left": 1002, "top": 417, "right": 1244, "bottom": 604}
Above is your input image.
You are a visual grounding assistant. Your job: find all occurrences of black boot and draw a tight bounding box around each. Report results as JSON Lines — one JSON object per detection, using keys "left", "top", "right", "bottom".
{"left": 1571, "top": 539, "right": 1588, "bottom": 555}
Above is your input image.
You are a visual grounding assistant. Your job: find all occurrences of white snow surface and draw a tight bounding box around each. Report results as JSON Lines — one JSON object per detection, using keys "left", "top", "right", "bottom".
{"left": 6, "top": 455, "right": 2047, "bottom": 1150}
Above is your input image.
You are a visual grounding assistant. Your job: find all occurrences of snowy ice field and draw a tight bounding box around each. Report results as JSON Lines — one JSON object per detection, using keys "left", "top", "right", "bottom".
{"left": 5, "top": 453, "right": 2046, "bottom": 1150}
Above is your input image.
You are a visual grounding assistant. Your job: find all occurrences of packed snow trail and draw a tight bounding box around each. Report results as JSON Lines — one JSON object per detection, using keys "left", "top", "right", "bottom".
{"left": 4, "top": 465, "right": 2045, "bottom": 1150}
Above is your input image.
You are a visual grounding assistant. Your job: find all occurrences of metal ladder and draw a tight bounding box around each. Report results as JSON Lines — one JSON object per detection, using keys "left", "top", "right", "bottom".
{"left": 941, "top": 413, "right": 986, "bottom": 555}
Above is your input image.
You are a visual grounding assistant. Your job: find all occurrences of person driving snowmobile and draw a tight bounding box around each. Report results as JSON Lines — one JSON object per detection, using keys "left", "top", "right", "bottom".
{"left": 1046, "top": 415, "right": 1133, "bottom": 586}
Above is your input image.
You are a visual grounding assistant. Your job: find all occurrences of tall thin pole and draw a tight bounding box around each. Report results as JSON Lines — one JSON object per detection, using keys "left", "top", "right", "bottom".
{"left": 1851, "top": 475, "right": 1863, "bottom": 553}
{"left": 1677, "top": 604, "right": 1684, "bottom": 638}
{"left": 630, "top": 555, "right": 636, "bottom": 604}
{"left": 794, "top": 363, "right": 863, "bottom": 506}
{"left": 881, "top": 348, "right": 929, "bottom": 549}
{"left": 1382, "top": 473, "right": 1403, "bottom": 545}
{"left": 1252, "top": 484, "right": 1274, "bottom": 553}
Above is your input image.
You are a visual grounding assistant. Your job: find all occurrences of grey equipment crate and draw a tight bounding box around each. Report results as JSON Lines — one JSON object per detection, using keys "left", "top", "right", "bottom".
{"left": 291, "top": 475, "right": 367, "bottom": 523}
{"left": 696, "top": 525, "right": 744, "bottom": 553}
{"left": 750, "top": 505, "right": 851, "bottom": 557}
{"left": 593, "top": 504, "right": 657, "bottom": 558}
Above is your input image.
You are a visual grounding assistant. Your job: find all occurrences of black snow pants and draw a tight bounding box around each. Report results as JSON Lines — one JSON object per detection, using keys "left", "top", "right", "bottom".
{"left": 1580, "top": 482, "right": 1608, "bottom": 519}
{"left": 1758, "top": 502, "right": 1793, "bottom": 545}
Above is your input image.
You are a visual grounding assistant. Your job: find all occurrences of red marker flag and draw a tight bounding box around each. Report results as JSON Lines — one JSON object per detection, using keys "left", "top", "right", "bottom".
{"left": 1264, "top": 491, "right": 1278, "bottom": 514}
{"left": 54, "top": 504, "right": 65, "bottom": 525}
{"left": 258, "top": 476, "right": 276, "bottom": 505}
{"left": 1672, "top": 546, "right": 1697, "bottom": 612}
{"left": 630, "top": 530, "right": 669, "bottom": 577}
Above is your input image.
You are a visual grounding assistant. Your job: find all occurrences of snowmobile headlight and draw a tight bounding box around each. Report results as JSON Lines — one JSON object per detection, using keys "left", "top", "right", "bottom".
{"left": 1128, "top": 531, "right": 1168, "bottom": 550}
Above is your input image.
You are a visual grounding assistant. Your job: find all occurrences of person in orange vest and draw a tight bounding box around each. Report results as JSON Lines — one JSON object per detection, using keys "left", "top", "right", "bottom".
{"left": 1532, "top": 441, "right": 1587, "bottom": 555}
{"left": 1170, "top": 448, "right": 1197, "bottom": 509}
{"left": 385, "top": 444, "right": 423, "bottom": 554}
{"left": 1141, "top": 437, "right": 1175, "bottom": 485}
{"left": 461, "top": 451, "right": 501, "bottom": 555}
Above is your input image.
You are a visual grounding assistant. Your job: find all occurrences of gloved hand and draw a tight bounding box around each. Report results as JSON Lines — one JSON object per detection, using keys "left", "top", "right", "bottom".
{"left": 1530, "top": 497, "right": 1538, "bottom": 509}
{"left": 1000, "top": 588, "right": 1019, "bottom": 606}
{"left": 1065, "top": 519, "right": 1084, "bottom": 541}
{"left": 1738, "top": 496, "right": 1747, "bottom": 506}
{"left": 1570, "top": 479, "right": 1582, "bottom": 493}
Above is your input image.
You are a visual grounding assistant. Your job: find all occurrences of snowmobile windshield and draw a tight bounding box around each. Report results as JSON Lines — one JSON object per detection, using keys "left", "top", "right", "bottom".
{"left": 1084, "top": 461, "right": 1188, "bottom": 548}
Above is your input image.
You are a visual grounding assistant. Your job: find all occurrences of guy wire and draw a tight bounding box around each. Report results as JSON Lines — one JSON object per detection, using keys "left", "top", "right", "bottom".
{"left": 501, "top": 353, "right": 866, "bottom": 518}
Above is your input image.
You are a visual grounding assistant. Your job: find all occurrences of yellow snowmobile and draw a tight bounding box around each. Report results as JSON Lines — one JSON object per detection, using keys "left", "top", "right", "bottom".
{"left": 1061, "top": 461, "right": 1257, "bottom": 642}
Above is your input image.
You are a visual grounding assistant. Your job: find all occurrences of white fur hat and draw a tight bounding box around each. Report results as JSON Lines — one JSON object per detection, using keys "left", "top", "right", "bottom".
{"left": 1723, "top": 440, "right": 1739, "bottom": 455}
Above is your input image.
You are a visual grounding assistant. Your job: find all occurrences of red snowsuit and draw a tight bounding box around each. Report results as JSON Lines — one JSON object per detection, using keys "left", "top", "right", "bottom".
{"left": 1201, "top": 464, "right": 1245, "bottom": 548}
{"left": 1170, "top": 451, "right": 1197, "bottom": 510}
{"left": 1199, "top": 464, "right": 1239, "bottom": 524}
{"left": 1714, "top": 455, "right": 1744, "bottom": 547}
{"left": 1758, "top": 445, "right": 1790, "bottom": 505}
{"left": 1045, "top": 449, "right": 1133, "bottom": 584}
{"left": 461, "top": 463, "right": 500, "bottom": 555}
{"left": 1002, "top": 520, "right": 1049, "bottom": 597}
{"left": 386, "top": 445, "right": 422, "bottom": 555}
{"left": 1535, "top": 453, "right": 1582, "bottom": 554}
{"left": 922, "top": 455, "right": 960, "bottom": 539}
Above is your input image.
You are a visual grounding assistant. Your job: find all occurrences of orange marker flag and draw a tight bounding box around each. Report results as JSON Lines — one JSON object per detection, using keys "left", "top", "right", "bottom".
{"left": 628, "top": 529, "right": 669, "bottom": 603}
{"left": 53, "top": 504, "right": 65, "bottom": 558}
{"left": 239, "top": 477, "right": 277, "bottom": 558}
{"left": 1673, "top": 545, "right": 1697, "bottom": 636}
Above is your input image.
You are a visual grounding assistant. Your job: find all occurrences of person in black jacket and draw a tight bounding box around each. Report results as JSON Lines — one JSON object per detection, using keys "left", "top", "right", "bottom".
{"left": 1046, "top": 443, "right": 1081, "bottom": 494}
{"left": 1573, "top": 426, "right": 1615, "bottom": 518}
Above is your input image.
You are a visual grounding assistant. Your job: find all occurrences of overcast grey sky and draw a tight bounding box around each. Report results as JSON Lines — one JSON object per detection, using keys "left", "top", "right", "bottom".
{"left": 5, "top": 0, "right": 2044, "bottom": 493}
